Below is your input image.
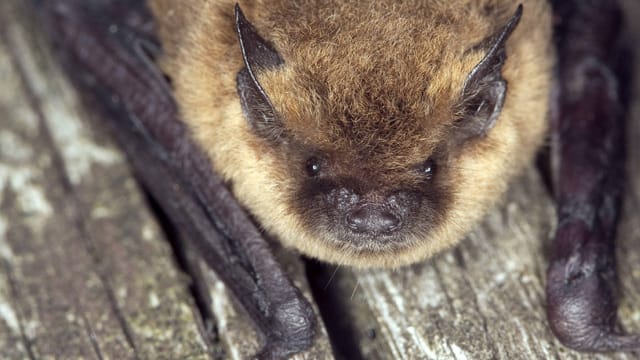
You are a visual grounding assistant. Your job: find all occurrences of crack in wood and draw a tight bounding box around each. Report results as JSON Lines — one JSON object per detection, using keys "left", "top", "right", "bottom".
{"left": 0, "top": 255, "right": 37, "bottom": 360}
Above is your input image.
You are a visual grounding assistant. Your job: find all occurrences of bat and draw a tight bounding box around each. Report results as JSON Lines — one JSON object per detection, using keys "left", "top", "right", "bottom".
{"left": 148, "top": 0, "right": 552, "bottom": 268}
{"left": 35, "top": 0, "right": 637, "bottom": 357}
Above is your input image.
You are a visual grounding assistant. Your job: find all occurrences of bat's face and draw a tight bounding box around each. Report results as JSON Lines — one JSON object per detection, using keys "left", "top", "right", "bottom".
{"left": 253, "top": 57, "right": 477, "bottom": 263}
{"left": 228, "top": 5, "right": 550, "bottom": 267}
{"left": 283, "top": 112, "right": 453, "bottom": 256}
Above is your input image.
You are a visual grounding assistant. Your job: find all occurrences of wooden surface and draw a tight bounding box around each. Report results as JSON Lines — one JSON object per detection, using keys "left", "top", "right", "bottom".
{"left": 0, "top": 0, "right": 210, "bottom": 358}
{"left": 0, "top": 0, "right": 639, "bottom": 359}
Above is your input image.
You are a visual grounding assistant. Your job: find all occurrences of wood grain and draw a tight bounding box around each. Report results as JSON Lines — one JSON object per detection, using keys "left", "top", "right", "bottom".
{"left": 0, "top": 1, "right": 213, "bottom": 358}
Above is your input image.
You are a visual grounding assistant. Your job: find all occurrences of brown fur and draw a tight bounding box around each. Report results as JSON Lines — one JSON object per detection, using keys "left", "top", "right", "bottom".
{"left": 148, "top": 0, "right": 553, "bottom": 268}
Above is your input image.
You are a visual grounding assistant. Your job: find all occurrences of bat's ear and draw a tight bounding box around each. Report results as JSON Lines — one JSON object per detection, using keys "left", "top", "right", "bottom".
{"left": 235, "top": 4, "right": 285, "bottom": 141}
{"left": 455, "top": 5, "right": 522, "bottom": 142}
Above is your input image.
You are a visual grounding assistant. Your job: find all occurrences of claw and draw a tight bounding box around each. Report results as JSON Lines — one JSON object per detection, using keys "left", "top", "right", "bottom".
{"left": 546, "top": 222, "right": 639, "bottom": 352}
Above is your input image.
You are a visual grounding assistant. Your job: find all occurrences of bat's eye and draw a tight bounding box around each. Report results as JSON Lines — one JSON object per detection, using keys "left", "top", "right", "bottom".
{"left": 419, "top": 158, "right": 436, "bottom": 179}
{"left": 306, "top": 157, "right": 322, "bottom": 177}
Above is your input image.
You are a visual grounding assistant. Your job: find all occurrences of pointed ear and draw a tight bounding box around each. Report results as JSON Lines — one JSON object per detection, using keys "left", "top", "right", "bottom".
{"left": 235, "top": 4, "right": 285, "bottom": 141}
{"left": 455, "top": 5, "right": 522, "bottom": 141}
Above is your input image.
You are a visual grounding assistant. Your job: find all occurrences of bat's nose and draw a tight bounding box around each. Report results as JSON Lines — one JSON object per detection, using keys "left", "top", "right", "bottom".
{"left": 346, "top": 205, "right": 401, "bottom": 235}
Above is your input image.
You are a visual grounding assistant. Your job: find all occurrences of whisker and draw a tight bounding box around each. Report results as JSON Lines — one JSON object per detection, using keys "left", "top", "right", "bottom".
{"left": 323, "top": 265, "right": 340, "bottom": 290}
{"left": 350, "top": 280, "right": 360, "bottom": 301}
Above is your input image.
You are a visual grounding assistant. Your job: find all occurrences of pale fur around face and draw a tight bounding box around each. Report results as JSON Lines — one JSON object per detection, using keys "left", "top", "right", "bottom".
{"left": 148, "top": 0, "right": 553, "bottom": 268}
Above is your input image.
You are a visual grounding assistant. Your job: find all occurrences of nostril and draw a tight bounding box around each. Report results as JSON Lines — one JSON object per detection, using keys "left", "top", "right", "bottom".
{"left": 346, "top": 206, "right": 401, "bottom": 234}
{"left": 378, "top": 212, "right": 401, "bottom": 232}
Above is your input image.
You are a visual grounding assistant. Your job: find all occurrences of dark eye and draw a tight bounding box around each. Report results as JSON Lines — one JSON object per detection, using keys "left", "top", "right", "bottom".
{"left": 306, "top": 157, "right": 322, "bottom": 177}
{"left": 419, "top": 158, "right": 436, "bottom": 179}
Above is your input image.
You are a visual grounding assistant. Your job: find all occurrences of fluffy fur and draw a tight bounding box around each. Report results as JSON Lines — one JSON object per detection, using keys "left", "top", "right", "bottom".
{"left": 148, "top": 0, "right": 553, "bottom": 268}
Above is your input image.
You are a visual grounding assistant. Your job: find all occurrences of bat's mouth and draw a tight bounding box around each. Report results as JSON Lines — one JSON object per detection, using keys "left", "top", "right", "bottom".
{"left": 326, "top": 215, "right": 417, "bottom": 253}
{"left": 336, "top": 233, "right": 413, "bottom": 252}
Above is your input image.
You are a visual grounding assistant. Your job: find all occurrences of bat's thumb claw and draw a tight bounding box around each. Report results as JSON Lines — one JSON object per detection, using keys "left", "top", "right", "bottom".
{"left": 546, "top": 247, "right": 640, "bottom": 352}
{"left": 252, "top": 293, "right": 317, "bottom": 359}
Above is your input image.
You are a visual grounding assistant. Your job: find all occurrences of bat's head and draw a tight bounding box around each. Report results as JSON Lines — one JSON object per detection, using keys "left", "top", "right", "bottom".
{"left": 232, "top": 4, "right": 548, "bottom": 267}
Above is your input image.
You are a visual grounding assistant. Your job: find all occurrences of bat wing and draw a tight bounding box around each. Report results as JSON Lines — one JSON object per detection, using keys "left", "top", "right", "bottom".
{"left": 35, "top": 1, "right": 316, "bottom": 357}
{"left": 547, "top": 0, "right": 640, "bottom": 352}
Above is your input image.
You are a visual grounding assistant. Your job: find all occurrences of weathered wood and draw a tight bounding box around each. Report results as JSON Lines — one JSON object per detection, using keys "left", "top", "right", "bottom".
{"left": 308, "top": 1, "right": 640, "bottom": 359}
{"left": 0, "top": 1, "right": 211, "bottom": 358}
